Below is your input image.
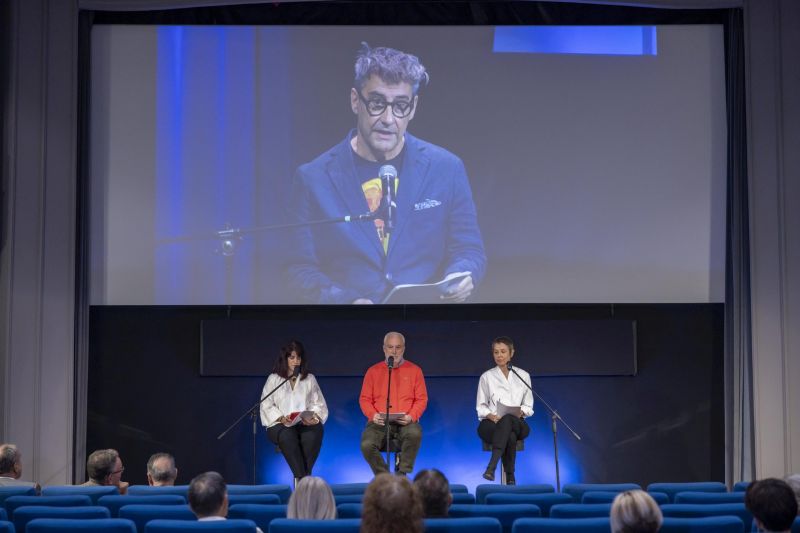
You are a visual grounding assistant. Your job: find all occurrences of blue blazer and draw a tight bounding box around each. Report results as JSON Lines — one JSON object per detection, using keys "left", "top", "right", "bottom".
{"left": 287, "top": 131, "right": 486, "bottom": 304}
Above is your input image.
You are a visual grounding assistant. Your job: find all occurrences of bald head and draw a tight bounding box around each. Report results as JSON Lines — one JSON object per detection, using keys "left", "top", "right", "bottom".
{"left": 147, "top": 453, "right": 178, "bottom": 486}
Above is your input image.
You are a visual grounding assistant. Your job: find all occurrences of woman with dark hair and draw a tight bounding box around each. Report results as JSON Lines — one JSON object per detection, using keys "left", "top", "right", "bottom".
{"left": 476, "top": 336, "right": 533, "bottom": 484}
{"left": 361, "top": 473, "right": 423, "bottom": 533}
{"left": 260, "top": 340, "right": 328, "bottom": 481}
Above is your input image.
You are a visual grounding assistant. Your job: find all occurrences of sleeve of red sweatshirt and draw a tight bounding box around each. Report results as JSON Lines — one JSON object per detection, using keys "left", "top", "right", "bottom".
{"left": 407, "top": 365, "right": 428, "bottom": 422}
{"left": 359, "top": 364, "right": 378, "bottom": 419}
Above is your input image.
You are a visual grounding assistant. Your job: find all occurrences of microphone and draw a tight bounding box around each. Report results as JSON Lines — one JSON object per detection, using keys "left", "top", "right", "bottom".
{"left": 292, "top": 366, "right": 300, "bottom": 378}
{"left": 387, "top": 356, "right": 395, "bottom": 369}
{"left": 506, "top": 362, "right": 513, "bottom": 371}
{"left": 379, "top": 164, "right": 397, "bottom": 234}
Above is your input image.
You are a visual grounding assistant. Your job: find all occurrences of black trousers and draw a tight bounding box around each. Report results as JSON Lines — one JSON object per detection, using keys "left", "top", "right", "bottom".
{"left": 478, "top": 415, "right": 530, "bottom": 474}
{"left": 266, "top": 422, "right": 324, "bottom": 479}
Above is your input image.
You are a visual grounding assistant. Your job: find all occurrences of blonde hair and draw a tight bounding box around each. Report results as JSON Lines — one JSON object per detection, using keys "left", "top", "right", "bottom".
{"left": 287, "top": 476, "right": 336, "bottom": 520}
{"left": 611, "top": 490, "right": 663, "bottom": 533}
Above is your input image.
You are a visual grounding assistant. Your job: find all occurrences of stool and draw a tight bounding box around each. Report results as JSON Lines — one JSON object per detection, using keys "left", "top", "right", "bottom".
{"left": 379, "top": 437, "right": 402, "bottom": 472}
{"left": 482, "top": 439, "right": 524, "bottom": 484}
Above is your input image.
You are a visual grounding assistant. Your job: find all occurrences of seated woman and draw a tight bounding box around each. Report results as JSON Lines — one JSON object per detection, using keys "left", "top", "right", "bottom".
{"left": 260, "top": 340, "right": 328, "bottom": 482}
{"left": 287, "top": 476, "right": 336, "bottom": 519}
{"left": 611, "top": 490, "right": 663, "bottom": 533}
{"left": 476, "top": 336, "right": 533, "bottom": 484}
{"left": 362, "top": 473, "right": 423, "bottom": 533}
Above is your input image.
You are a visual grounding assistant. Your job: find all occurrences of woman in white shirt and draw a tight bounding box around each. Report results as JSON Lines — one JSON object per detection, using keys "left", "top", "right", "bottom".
{"left": 476, "top": 336, "right": 534, "bottom": 485}
{"left": 260, "top": 340, "right": 328, "bottom": 481}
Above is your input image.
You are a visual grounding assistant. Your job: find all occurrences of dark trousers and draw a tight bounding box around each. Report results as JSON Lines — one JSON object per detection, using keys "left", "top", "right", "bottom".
{"left": 478, "top": 415, "right": 530, "bottom": 474}
{"left": 360, "top": 422, "right": 422, "bottom": 475}
{"left": 266, "top": 422, "right": 324, "bottom": 479}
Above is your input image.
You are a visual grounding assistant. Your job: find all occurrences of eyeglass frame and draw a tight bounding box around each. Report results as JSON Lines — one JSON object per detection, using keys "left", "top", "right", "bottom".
{"left": 356, "top": 90, "right": 416, "bottom": 118}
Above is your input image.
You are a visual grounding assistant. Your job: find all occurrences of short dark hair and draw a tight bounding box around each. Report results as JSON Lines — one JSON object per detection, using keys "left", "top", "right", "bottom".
{"left": 745, "top": 478, "right": 798, "bottom": 532}
{"left": 493, "top": 336, "right": 514, "bottom": 352}
{"left": 272, "top": 340, "right": 309, "bottom": 380}
{"left": 0, "top": 444, "right": 21, "bottom": 475}
{"left": 354, "top": 43, "right": 429, "bottom": 95}
{"left": 147, "top": 452, "right": 177, "bottom": 484}
{"left": 86, "top": 449, "right": 119, "bottom": 483}
{"left": 361, "top": 473, "right": 423, "bottom": 533}
{"left": 412, "top": 469, "right": 451, "bottom": 518}
{"left": 188, "top": 471, "right": 227, "bottom": 518}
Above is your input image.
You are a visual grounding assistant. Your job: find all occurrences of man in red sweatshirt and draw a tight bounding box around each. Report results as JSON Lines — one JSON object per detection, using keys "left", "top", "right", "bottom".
{"left": 359, "top": 331, "right": 428, "bottom": 475}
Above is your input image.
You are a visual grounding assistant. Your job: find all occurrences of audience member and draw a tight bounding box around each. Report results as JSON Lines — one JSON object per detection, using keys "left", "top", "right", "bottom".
{"left": 188, "top": 471, "right": 263, "bottom": 532}
{"left": 745, "top": 478, "right": 798, "bottom": 532}
{"left": 412, "top": 469, "right": 451, "bottom": 518}
{"left": 0, "top": 443, "right": 40, "bottom": 493}
{"left": 82, "top": 448, "right": 128, "bottom": 494}
{"left": 287, "top": 476, "right": 336, "bottom": 519}
{"left": 147, "top": 452, "right": 178, "bottom": 486}
{"left": 361, "top": 473, "right": 423, "bottom": 533}
{"left": 610, "top": 490, "right": 663, "bottom": 533}
{"left": 785, "top": 474, "right": 800, "bottom": 513}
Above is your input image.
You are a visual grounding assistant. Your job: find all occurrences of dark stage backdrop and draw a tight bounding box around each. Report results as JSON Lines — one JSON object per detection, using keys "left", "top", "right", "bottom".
{"left": 87, "top": 304, "right": 723, "bottom": 491}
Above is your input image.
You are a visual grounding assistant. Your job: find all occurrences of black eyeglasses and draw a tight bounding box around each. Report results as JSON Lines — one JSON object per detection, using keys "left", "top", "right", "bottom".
{"left": 357, "top": 91, "right": 415, "bottom": 118}
{"left": 111, "top": 466, "right": 125, "bottom": 476}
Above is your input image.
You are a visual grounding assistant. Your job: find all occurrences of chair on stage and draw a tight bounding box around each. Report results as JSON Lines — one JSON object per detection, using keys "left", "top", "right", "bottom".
{"left": 660, "top": 503, "right": 753, "bottom": 531}
{"left": 127, "top": 487, "right": 190, "bottom": 499}
{"left": 646, "top": 482, "right": 726, "bottom": 503}
{"left": 378, "top": 437, "right": 402, "bottom": 473}
{"left": 267, "top": 518, "right": 361, "bottom": 533}
{"left": 143, "top": 519, "right": 258, "bottom": 532}
{"left": 4, "top": 495, "right": 93, "bottom": 519}
{"left": 560, "top": 483, "right": 640, "bottom": 503}
{"left": 511, "top": 517, "right": 610, "bottom": 532}
{"left": 335, "top": 503, "right": 362, "bottom": 518}
{"left": 580, "top": 491, "right": 668, "bottom": 505}
{"left": 425, "top": 517, "right": 502, "bottom": 533}
{"left": 26, "top": 517, "right": 136, "bottom": 533}
{"left": 673, "top": 491, "right": 745, "bottom": 504}
{"left": 475, "top": 484, "right": 555, "bottom": 504}
{"left": 41, "top": 485, "right": 119, "bottom": 504}
{"left": 659, "top": 516, "right": 745, "bottom": 533}
{"left": 226, "top": 504, "right": 286, "bottom": 531}
{"left": 448, "top": 503, "right": 540, "bottom": 533}
{"left": 225, "top": 485, "right": 291, "bottom": 503}
{"left": 227, "top": 495, "right": 280, "bottom": 506}
{"left": 118, "top": 504, "right": 195, "bottom": 533}
{"left": 12, "top": 505, "right": 110, "bottom": 533}
{"left": 481, "top": 441, "right": 524, "bottom": 485}
{"left": 548, "top": 503, "right": 611, "bottom": 519}
{"left": 484, "top": 493, "right": 571, "bottom": 518}
{"left": 99, "top": 495, "right": 186, "bottom": 518}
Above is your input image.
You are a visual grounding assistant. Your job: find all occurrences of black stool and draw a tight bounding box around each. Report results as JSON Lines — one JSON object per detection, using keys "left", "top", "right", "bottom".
{"left": 481, "top": 439, "right": 524, "bottom": 484}
{"left": 379, "top": 437, "right": 402, "bottom": 472}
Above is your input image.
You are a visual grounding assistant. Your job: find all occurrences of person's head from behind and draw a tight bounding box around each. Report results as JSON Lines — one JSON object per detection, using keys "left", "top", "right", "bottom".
{"left": 188, "top": 471, "right": 228, "bottom": 519}
{"left": 287, "top": 476, "right": 336, "bottom": 519}
{"left": 745, "top": 478, "right": 798, "bottom": 532}
{"left": 0, "top": 443, "right": 23, "bottom": 479}
{"left": 86, "top": 449, "right": 124, "bottom": 487}
{"left": 273, "top": 340, "right": 308, "bottom": 380}
{"left": 785, "top": 474, "right": 800, "bottom": 513}
{"left": 147, "top": 452, "right": 178, "bottom": 486}
{"left": 611, "top": 490, "right": 663, "bottom": 533}
{"left": 412, "top": 469, "right": 452, "bottom": 518}
{"left": 361, "top": 473, "right": 423, "bottom": 533}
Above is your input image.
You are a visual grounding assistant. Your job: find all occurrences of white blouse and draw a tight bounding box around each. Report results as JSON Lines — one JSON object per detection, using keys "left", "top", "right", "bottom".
{"left": 259, "top": 373, "right": 329, "bottom": 428}
{"left": 476, "top": 366, "right": 534, "bottom": 420}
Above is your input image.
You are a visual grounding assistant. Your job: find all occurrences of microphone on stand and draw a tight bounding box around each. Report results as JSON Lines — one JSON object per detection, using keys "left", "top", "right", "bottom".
{"left": 379, "top": 164, "right": 397, "bottom": 235}
{"left": 387, "top": 356, "right": 395, "bottom": 369}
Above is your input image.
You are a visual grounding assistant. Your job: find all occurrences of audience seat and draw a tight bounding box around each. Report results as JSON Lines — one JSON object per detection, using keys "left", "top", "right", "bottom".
{"left": 225, "top": 485, "right": 291, "bottom": 503}
{"left": 226, "top": 504, "right": 287, "bottom": 531}
{"left": 143, "top": 519, "right": 258, "bottom": 532}
{"left": 99, "top": 495, "right": 187, "bottom": 518}
{"left": 227, "top": 495, "right": 280, "bottom": 506}
{"left": 660, "top": 503, "right": 753, "bottom": 531}
{"left": 449, "top": 484, "right": 469, "bottom": 494}
{"left": 484, "top": 493, "right": 571, "bottom": 518}
{"left": 4, "top": 496, "right": 93, "bottom": 519}
{"left": 26, "top": 517, "right": 136, "bottom": 532}
{"left": 118, "top": 504, "right": 196, "bottom": 533}
{"left": 511, "top": 517, "right": 610, "bottom": 532}
{"left": 334, "top": 503, "right": 361, "bottom": 519}
{"left": 333, "top": 495, "right": 362, "bottom": 505}
{"left": 267, "top": 518, "right": 361, "bottom": 533}
{"left": 41, "top": 486, "right": 119, "bottom": 503}
{"left": 329, "top": 484, "right": 368, "bottom": 496}
{"left": 0, "top": 520, "right": 12, "bottom": 533}
{"left": 425, "top": 517, "right": 502, "bottom": 533}
{"left": 580, "top": 491, "right": 668, "bottom": 505}
{"left": 659, "top": 516, "right": 745, "bottom": 533}
{"left": 475, "top": 484, "right": 555, "bottom": 504}
{"left": 127, "top": 487, "right": 190, "bottom": 498}
{"left": 0, "top": 487, "right": 37, "bottom": 509}
{"left": 451, "top": 493, "right": 476, "bottom": 505}
{"left": 0, "top": 509, "right": 5, "bottom": 521}
{"left": 732, "top": 481, "right": 749, "bottom": 492}
{"left": 12, "top": 505, "right": 109, "bottom": 533}
{"left": 560, "top": 483, "right": 640, "bottom": 503}
{"left": 673, "top": 491, "right": 745, "bottom": 504}
{"left": 646, "top": 482, "right": 727, "bottom": 503}
{"left": 792, "top": 516, "right": 800, "bottom": 533}
{"left": 548, "top": 503, "right": 611, "bottom": 519}
{"left": 448, "top": 504, "right": 541, "bottom": 533}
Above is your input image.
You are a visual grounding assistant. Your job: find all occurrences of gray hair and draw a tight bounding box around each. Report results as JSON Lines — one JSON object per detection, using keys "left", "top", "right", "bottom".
{"left": 384, "top": 331, "right": 406, "bottom": 346}
{"left": 355, "top": 43, "right": 429, "bottom": 95}
{"left": 147, "top": 452, "right": 177, "bottom": 484}
{"left": 0, "top": 444, "right": 21, "bottom": 475}
{"left": 189, "top": 471, "right": 227, "bottom": 518}
{"left": 610, "top": 490, "right": 663, "bottom": 533}
{"left": 287, "top": 476, "right": 336, "bottom": 520}
{"left": 86, "top": 449, "right": 119, "bottom": 483}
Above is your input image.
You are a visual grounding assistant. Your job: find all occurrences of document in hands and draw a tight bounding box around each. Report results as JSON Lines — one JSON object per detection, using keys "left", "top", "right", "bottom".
{"left": 378, "top": 412, "right": 407, "bottom": 422}
{"left": 287, "top": 411, "right": 316, "bottom": 426}
{"left": 381, "top": 273, "right": 471, "bottom": 304}
{"left": 496, "top": 402, "right": 522, "bottom": 418}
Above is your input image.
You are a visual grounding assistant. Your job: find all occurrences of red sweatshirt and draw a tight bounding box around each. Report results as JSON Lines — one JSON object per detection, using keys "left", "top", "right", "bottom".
{"left": 359, "top": 359, "right": 428, "bottom": 422}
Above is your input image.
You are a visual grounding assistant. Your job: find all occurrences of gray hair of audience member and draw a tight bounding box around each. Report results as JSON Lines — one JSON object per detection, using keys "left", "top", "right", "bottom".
{"left": 188, "top": 471, "right": 228, "bottom": 518}
{"left": 746, "top": 478, "right": 799, "bottom": 531}
{"left": 0, "top": 443, "right": 22, "bottom": 476}
{"left": 785, "top": 474, "right": 800, "bottom": 512}
{"left": 147, "top": 452, "right": 177, "bottom": 485}
{"left": 412, "top": 468, "right": 452, "bottom": 518}
{"left": 354, "top": 43, "right": 429, "bottom": 95}
{"left": 610, "top": 490, "right": 663, "bottom": 533}
{"left": 86, "top": 449, "right": 120, "bottom": 483}
{"left": 287, "top": 476, "right": 337, "bottom": 519}
{"left": 361, "top": 473, "right": 424, "bottom": 533}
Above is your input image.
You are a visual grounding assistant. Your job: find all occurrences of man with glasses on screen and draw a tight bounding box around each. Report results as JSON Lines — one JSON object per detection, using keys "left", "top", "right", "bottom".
{"left": 286, "top": 43, "right": 486, "bottom": 304}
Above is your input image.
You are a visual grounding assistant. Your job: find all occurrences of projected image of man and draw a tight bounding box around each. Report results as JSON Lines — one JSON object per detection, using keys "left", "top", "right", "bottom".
{"left": 286, "top": 43, "right": 486, "bottom": 304}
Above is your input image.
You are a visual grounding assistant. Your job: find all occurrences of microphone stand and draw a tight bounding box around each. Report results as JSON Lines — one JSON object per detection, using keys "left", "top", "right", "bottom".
{"left": 217, "top": 369, "right": 298, "bottom": 485}
{"left": 384, "top": 358, "right": 394, "bottom": 469}
{"left": 508, "top": 364, "right": 581, "bottom": 492}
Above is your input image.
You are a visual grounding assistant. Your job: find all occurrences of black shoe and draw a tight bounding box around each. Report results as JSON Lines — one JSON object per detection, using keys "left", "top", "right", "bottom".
{"left": 482, "top": 468, "right": 495, "bottom": 482}
{"left": 505, "top": 473, "right": 516, "bottom": 485}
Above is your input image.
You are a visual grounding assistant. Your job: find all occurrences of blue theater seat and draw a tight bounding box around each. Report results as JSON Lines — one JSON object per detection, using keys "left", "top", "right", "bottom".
{"left": 425, "top": 517, "right": 502, "bottom": 533}
{"left": 475, "top": 484, "right": 555, "bottom": 504}
{"left": 226, "top": 486, "right": 291, "bottom": 503}
{"left": 118, "top": 504, "right": 196, "bottom": 533}
{"left": 267, "top": 518, "right": 361, "bottom": 533}
{"left": 333, "top": 495, "right": 362, "bottom": 505}
{"left": 673, "top": 491, "right": 745, "bottom": 504}
{"left": 660, "top": 516, "right": 745, "bottom": 532}
{"left": 484, "top": 493, "right": 571, "bottom": 518}
{"left": 329, "top": 484, "right": 368, "bottom": 496}
{"left": 660, "top": 503, "right": 752, "bottom": 531}
{"left": 561, "top": 483, "right": 640, "bottom": 503}
{"left": 732, "top": 481, "right": 749, "bottom": 492}
{"left": 792, "top": 516, "right": 800, "bottom": 533}
{"left": 448, "top": 504, "right": 540, "bottom": 533}
{"left": 580, "top": 491, "right": 668, "bottom": 505}
{"left": 335, "top": 503, "right": 361, "bottom": 518}
{"left": 449, "top": 485, "right": 469, "bottom": 494}
{"left": 646, "top": 482, "right": 726, "bottom": 503}
{"left": 13, "top": 505, "right": 109, "bottom": 533}
{"left": 0, "top": 510, "right": 5, "bottom": 521}
{"left": 26, "top": 517, "right": 136, "bottom": 532}
{"left": 0, "top": 487, "right": 37, "bottom": 509}
{"left": 227, "top": 495, "right": 280, "bottom": 506}
{"left": 4, "top": 496, "right": 93, "bottom": 518}
{"left": 99, "top": 495, "right": 187, "bottom": 518}
{"left": 41, "top": 485, "right": 119, "bottom": 503}
{"left": 127, "top": 487, "right": 190, "bottom": 498}
{"left": 549, "top": 503, "right": 611, "bottom": 519}
{"left": 226, "top": 504, "right": 286, "bottom": 531}
{"left": 511, "top": 517, "right": 611, "bottom": 532}
{"left": 143, "top": 519, "right": 257, "bottom": 532}
{"left": 0, "top": 520, "right": 13, "bottom": 533}
{"left": 451, "top": 493, "right": 475, "bottom": 505}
